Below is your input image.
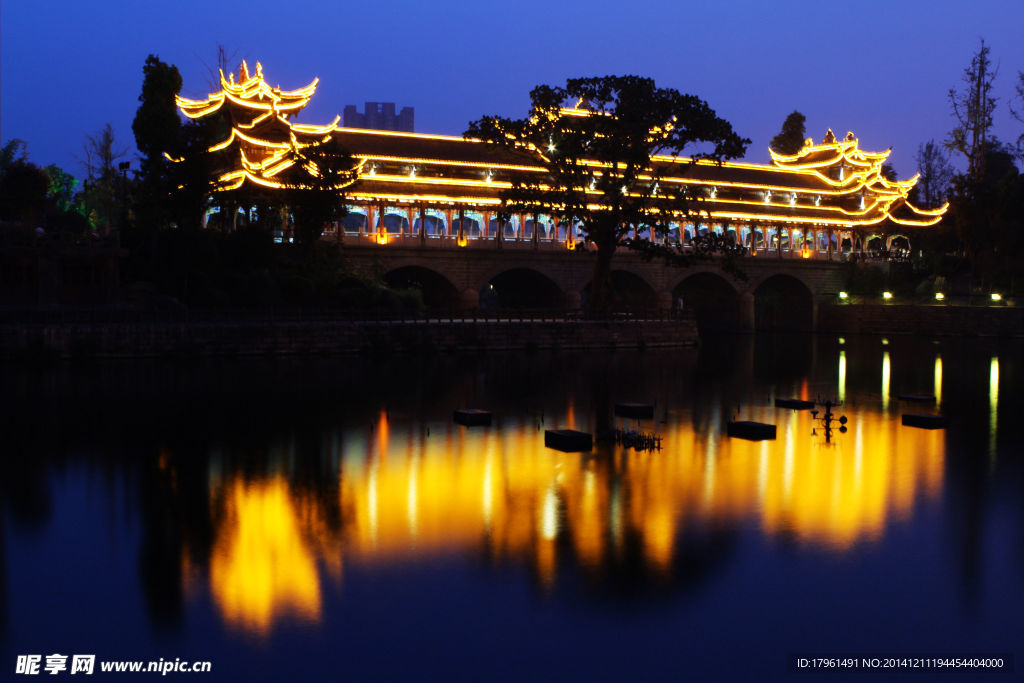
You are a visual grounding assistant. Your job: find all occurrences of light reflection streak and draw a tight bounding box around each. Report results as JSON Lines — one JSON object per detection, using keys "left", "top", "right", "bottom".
{"left": 934, "top": 355, "right": 943, "bottom": 407}
{"left": 881, "top": 351, "right": 891, "bottom": 410}
{"left": 989, "top": 357, "right": 999, "bottom": 465}
{"left": 838, "top": 350, "right": 846, "bottom": 404}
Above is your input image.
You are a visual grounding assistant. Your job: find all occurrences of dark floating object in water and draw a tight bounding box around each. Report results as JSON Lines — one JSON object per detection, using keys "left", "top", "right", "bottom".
{"left": 901, "top": 413, "right": 948, "bottom": 429}
{"left": 597, "top": 428, "right": 662, "bottom": 452}
{"left": 897, "top": 394, "right": 937, "bottom": 403}
{"left": 453, "top": 409, "right": 492, "bottom": 427}
{"left": 544, "top": 429, "right": 593, "bottom": 452}
{"left": 727, "top": 421, "right": 777, "bottom": 441}
{"left": 614, "top": 403, "right": 654, "bottom": 419}
{"left": 775, "top": 398, "right": 815, "bottom": 410}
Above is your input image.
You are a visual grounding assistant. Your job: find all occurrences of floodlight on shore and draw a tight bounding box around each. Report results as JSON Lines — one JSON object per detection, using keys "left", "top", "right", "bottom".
{"left": 838, "top": 291, "right": 849, "bottom": 300}
{"left": 991, "top": 292, "right": 1002, "bottom": 301}
{"left": 882, "top": 291, "right": 893, "bottom": 300}
{"left": 935, "top": 292, "right": 945, "bottom": 301}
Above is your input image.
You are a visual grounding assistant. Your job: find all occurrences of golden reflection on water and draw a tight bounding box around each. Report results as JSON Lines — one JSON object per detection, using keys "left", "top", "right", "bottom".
{"left": 203, "top": 402, "right": 944, "bottom": 634}
{"left": 881, "top": 350, "right": 891, "bottom": 410}
{"left": 209, "top": 478, "right": 326, "bottom": 635}
{"left": 989, "top": 357, "right": 999, "bottom": 464}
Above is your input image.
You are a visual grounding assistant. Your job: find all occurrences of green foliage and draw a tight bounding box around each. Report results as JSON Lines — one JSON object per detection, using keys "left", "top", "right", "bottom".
{"left": 44, "top": 165, "right": 79, "bottom": 213}
{"left": 466, "top": 75, "right": 748, "bottom": 310}
{"left": 769, "top": 111, "right": 806, "bottom": 155}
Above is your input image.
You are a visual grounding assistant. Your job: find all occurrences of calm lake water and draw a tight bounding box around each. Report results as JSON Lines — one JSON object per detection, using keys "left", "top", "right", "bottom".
{"left": 1, "top": 334, "right": 1022, "bottom": 681}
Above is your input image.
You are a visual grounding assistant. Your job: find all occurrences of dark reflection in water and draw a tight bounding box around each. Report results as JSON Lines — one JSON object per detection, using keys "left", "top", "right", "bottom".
{"left": 1, "top": 334, "right": 1022, "bottom": 680}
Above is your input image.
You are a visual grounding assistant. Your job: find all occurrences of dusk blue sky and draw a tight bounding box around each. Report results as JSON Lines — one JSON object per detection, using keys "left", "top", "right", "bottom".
{"left": 4, "top": 0, "right": 1024, "bottom": 179}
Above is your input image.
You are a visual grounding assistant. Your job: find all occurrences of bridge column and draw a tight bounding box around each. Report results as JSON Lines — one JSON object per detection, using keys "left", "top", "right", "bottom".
{"left": 459, "top": 288, "right": 479, "bottom": 310}
{"left": 564, "top": 290, "right": 582, "bottom": 311}
{"left": 656, "top": 290, "right": 673, "bottom": 312}
{"left": 738, "top": 291, "right": 755, "bottom": 331}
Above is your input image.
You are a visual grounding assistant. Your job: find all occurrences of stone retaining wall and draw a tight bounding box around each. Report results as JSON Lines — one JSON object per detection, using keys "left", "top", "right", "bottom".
{"left": 0, "top": 318, "right": 699, "bottom": 359}
{"left": 817, "top": 303, "right": 1023, "bottom": 336}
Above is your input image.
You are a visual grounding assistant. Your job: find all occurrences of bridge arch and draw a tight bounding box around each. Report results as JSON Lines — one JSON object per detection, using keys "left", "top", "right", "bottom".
{"left": 478, "top": 267, "right": 567, "bottom": 310}
{"left": 383, "top": 265, "right": 460, "bottom": 309}
{"left": 753, "top": 274, "right": 814, "bottom": 331}
{"left": 671, "top": 270, "right": 744, "bottom": 333}
{"left": 582, "top": 269, "right": 659, "bottom": 312}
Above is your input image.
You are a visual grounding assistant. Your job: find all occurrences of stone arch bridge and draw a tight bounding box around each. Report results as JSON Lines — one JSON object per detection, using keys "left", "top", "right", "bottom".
{"left": 341, "top": 239, "right": 847, "bottom": 332}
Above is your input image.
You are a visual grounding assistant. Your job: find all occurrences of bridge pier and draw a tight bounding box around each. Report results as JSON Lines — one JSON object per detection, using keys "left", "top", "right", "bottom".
{"left": 656, "top": 290, "right": 673, "bottom": 311}
{"left": 738, "top": 292, "right": 755, "bottom": 331}
{"left": 459, "top": 288, "right": 479, "bottom": 310}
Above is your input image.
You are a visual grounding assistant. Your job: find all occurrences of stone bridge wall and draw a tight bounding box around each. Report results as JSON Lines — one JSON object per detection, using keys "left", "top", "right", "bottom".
{"left": 340, "top": 241, "right": 848, "bottom": 329}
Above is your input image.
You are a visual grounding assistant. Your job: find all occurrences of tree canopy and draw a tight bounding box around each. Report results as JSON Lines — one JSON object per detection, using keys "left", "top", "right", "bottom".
{"left": 769, "top": 111, "right": 807, "bottom": 156}
{"left": 466, "top": 75, "right": 748, "bottom": 311}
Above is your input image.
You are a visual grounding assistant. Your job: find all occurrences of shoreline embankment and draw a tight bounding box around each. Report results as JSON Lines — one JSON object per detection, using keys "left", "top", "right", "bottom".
{"left": 0, "top": 315, "right": 699, "bottom": 359}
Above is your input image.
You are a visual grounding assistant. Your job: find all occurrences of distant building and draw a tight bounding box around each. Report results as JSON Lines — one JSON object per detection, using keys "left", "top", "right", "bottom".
{"left": 343, "top": 102, "right": 414, "bottom": 132}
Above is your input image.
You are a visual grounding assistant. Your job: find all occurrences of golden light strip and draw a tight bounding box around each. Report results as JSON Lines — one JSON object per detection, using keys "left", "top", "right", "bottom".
{"left": 366, "top": 173, "right": 513, "bottom": 190}
{"left": 353, "top": 154, "right": 547, "bottom": 173}
{"left": 348, "top": 192, "right": 503, "bottom": 206}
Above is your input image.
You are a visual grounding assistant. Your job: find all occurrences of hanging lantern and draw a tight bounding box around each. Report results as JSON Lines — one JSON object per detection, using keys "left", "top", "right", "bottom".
{"left": 456, "top": 227, "right": 467, "bottom": 247}
{"left": 800, "top": 242, "right": 811, "bottom": 259}
{"left": 565, "top": 235, "right": 576, "bottom": 251}
{"left": 375, "top": 224, "right": 388, "bottom": 245}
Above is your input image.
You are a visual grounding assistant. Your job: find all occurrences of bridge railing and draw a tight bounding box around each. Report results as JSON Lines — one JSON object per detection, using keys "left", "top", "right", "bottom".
{"left": 330, "top": 234, "right": 904, "bottom": 262}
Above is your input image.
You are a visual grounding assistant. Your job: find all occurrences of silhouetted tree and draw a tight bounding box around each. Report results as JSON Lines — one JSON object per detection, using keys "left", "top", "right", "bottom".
{"left": 466, "top": 75, "right": 748, "bottom": 311}
{"left": 913, "top": 140, "right": 954, "bottom": 209}
{"left": 0, "top": 139, "right": 28, "bottom": 177}
{"left": 80, "top": 123, "right": 127, "bottom": 234}
{"left": 284, "top": 141, "right": 356, "bottom": 257}
{"left": 1012, "top": 70, "right": 1024, "bottom": 159}
{"left": 0, "top": 159, "right": 49, "bottom": 227}
{"left": 133, "top": 55, "right": 184, "bottom": 232}
{"left": 769, "top": 111, "right": 807, "bottom": 155}
{"left": 947, "top": 39, "right": 997, "bottom": 187}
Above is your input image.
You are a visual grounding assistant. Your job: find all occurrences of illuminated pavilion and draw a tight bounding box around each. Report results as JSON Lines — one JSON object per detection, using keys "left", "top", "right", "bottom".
{"left": 176, "top": 63, "right": 947, "bottom": 256}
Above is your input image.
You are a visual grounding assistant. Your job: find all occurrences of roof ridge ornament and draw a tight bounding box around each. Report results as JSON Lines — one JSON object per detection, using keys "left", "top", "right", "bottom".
{"left": 823, "top": 129, "right": 836, "bottom": 144}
